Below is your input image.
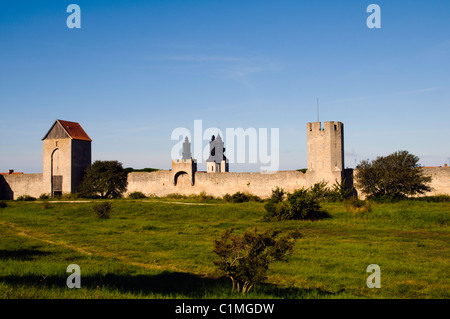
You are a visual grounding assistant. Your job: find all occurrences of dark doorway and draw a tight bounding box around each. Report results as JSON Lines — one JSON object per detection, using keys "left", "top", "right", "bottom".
{"left": 52, "top": 175, "right": 62, "bottom": 197}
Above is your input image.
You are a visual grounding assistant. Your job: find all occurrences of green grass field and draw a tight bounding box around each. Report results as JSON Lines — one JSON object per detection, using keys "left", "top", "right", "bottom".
{"left": 0, "top": 199, "right": 448, "bottom": 299}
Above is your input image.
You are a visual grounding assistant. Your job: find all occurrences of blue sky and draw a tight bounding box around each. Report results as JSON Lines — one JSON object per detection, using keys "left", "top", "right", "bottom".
{"left": 1, "top": 0, "right": 449, "bottom": 172}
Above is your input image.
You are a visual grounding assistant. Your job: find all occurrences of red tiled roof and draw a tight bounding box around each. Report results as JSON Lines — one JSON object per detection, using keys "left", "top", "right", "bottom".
{"left": 56, "top": 120, "right": 92, "bottom": 141}
{"left": 0, "top": 172, "right": 23, "bottom": 175}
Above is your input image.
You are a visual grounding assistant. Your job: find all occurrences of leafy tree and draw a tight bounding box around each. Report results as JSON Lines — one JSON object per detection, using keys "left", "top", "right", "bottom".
{"left": 213, "top": 228, "right": 301, "bottom": 294}
{"left": 79, "top": 160, "right": 128, "bottom": 198}
{"left": 356, "top": 150, "right": 432, "bottom": 201}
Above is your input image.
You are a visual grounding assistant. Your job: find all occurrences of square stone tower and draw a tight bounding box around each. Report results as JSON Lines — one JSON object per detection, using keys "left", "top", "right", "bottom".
{"left": 306, "top": 121, "right": 344, "bottom": 187}
{"left": 42, "top": 120, "right": 92, "bottom": 197}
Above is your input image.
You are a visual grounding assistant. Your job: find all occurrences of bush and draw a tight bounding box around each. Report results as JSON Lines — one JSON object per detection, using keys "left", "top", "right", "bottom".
{"left": 16, "top": 195, "right": 36, "bottom": 201}
{"left": 271, "top": 187, "right": 285, "bottom": 202}
{"left": 264, "top": 187, "right": 329, "bottom": 221}
{"left": 39, "top": 193, "right": 51, "bottom": 200}
{"left": 326, "top": 179, "right": 354, "bottom": 202}
{"left": 213, "top": 228, "right": 301, "bottom": 294}
{"left": 93, "top": 202, "right": 112, "bottom": 219}
{"left": 309, "top": 181, "right": 328, "bottom": 200}
{"left": 223, "top": 192, "right": 261, "bottom": 203}
{"left": 0, "top": 201, "right": 7, "bottom": 208}
{"left": 343, "top": 197, "right": 372, "bottom": 213}
{"left": 128, "top": 191, "right": 147, "bottom": 199}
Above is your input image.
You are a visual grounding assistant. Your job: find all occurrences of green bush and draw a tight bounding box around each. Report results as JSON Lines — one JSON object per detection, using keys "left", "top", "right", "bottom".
{"left": 264, "top": 187, "right": 329, "bottom": 221}
{"left": 326, "top": 179, "right": 354, "bottom": 202}
{"left": 0, "top": 201, "right": 7, "bottom": 208}
{"left": 309, "top": 181, "right": 328, "bottom": 200}
{"left": 128, "top": 191, "right": 147, "bottom": 199}
{"left": 39, "top": 193, "right": 51, "bottom": 200}
{"left": 16, "top": 195, "right": 36, "bottom": 201}
{"left": 213, "top": 228, "right": 302, "bottom": 294}
{"left": 93, "top": 202, "right": 112, "bottom": 219}
{"left": 343, "top": 197, "right": 372, "bottom": 213}
{"left": 223, "top": 192, "right": 261, "bottom": 203}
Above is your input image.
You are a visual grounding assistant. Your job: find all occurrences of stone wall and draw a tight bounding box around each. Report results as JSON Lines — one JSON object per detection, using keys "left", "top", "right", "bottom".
{"left": 422, "top": 167, "right": 450, "bottom": 196}
{"left": 1, "top": 167, "right": 449, "bottom": 201}
{"left": 127, "top": 170, "right": 308, "bottom": 198}
{"left": 126, "top": 166, "right": 450, "bottom": 199}
{"left": 0, "top": 174, "right": 43, "bottom": 200}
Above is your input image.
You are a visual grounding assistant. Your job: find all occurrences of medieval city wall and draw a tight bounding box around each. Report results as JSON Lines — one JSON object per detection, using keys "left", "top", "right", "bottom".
{"left": 1, "top": 167, "right": 449, "bottom": 200}
{"left": 0, "top": 174, "right": 43, "bottom": 200}
{"left": 127, "top": 167, "right": 450, "bottom": 199}
{"left": 422, "top": 167, "right": 450, "bottom": 196}
{"left": 127, "top": 170, "right": 308, "bottom": 198}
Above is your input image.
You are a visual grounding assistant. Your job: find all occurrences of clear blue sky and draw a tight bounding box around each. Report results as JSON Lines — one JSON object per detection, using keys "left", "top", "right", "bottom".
{"left": 1, "top": 0, "right": 449, "bottom": 172}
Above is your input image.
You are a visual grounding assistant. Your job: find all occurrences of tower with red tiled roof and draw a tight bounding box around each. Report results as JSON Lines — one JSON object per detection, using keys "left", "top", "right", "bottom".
{"left": 42, "top": 120, "right": 92, "bottom": 197}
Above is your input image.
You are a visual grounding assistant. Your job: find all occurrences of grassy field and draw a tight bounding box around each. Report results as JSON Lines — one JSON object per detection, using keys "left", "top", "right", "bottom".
{"left": 0, "top": 199, "right": 448, "bottom": 299}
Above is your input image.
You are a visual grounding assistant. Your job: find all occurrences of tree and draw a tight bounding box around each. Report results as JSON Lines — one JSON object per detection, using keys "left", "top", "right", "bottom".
{"left": 356, "top": 150, "right": 432, "bottom": 200}
{"left": 213, "top": 228, "right": 301, "bottom": 294}
{"left": 79, "top": 160, "right": 128, "bottom": 198}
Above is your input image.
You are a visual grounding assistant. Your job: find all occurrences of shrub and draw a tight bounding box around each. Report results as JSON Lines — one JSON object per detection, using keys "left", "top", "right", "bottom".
{"left": 16, "top": 195, "right": 36, "bottom": 201}
{"left": 213, "top": 228, "right": 302, "bottom": 294}
{"left": 326, "top": 179, "right": 354, "bottom": 202}
{"left": 309, "top": 181, "right": 328, "bottom": 200}
{"left": 128, "top": 191, "right": 147, "bottom": 199}
{"left": 93, "top": 202, "right": 112, "bottom": 219}
{"left": 286, "top": 189, "right": 323, "bottom": 220}
{"left": 39, "top": 193, "right": 51, "bottom": 200}
{"left": 264, "top": 187, "right": 329, "bottom": 221}
{"left": 224, "top": 192, "right": 261, "bottom": 203}
{"left": 271, "top": 187, "right": 285, "bottom": 202}
{"left": 0, "top": 201, "right": 7, "bottom": 208}
{"left": 343, "top": 197, "right": 372, "bottom": 213}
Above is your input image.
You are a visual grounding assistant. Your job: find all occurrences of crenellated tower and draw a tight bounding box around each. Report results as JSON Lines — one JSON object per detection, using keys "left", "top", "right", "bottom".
{"left": 306, "top": 121, "right": 344, "bottom": 187}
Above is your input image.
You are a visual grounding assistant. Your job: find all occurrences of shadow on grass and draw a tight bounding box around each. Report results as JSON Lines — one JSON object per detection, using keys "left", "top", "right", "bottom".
{"left": 306, "top": 210, "right": 332, "bottom": 221}
{"left": 0, "top": 249, "right": 52, "bottom": 261}
{"left": 0, "top": 271, "right": 343, "bottom": 298}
